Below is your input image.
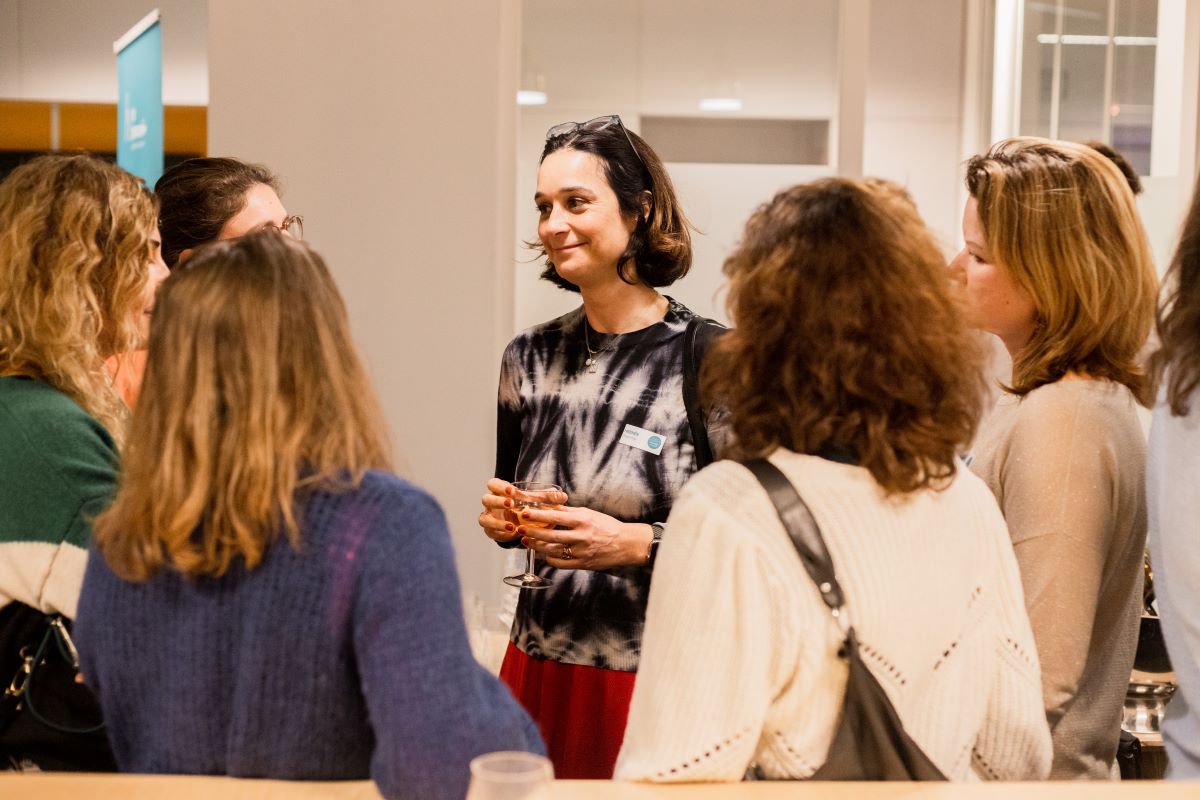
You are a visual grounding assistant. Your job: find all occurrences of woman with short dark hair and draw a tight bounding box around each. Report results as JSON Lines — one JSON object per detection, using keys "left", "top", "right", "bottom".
{"left": 616, "top": 178, "right": 1050, "bottom": 782}
{"left": 476, "top": 116, "right": 718, "bottom": 778}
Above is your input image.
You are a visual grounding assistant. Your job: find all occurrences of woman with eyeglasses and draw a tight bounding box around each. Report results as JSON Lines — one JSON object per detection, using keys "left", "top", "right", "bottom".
{"left": 75, "top": 232, "right": 543, "bottom": 800}
{"left": 107, "top": 157, "right": 303, "bottom": 408}
{"left": 476, "top": 115, "right": 720, "bottom": 778}
{"left": 155, "top": 156, "right": 303, "bottom": 268}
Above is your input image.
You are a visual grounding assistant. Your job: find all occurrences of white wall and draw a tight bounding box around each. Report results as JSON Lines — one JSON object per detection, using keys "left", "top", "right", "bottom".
{"left": 1144, "top": 0, "right": 1200, "bottom": 275}
{"left": 864, "top": 0, "right": 969, "bottom": 251}
{"left": 207, "top": 0, "right": 520, "bottom": 613}
{"left": 0, "top": 0, "right": 208, "bottom": 104}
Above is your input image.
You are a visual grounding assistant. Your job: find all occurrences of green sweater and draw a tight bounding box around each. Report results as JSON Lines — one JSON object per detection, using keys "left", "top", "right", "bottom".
{"left": 0, "top": 376, "right": 118, "bottom": 619}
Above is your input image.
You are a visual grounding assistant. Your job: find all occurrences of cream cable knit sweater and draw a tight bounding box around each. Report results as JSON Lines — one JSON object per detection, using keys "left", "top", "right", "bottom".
{"left": 614, "top": 450, "right": 1051, "bottom": 782}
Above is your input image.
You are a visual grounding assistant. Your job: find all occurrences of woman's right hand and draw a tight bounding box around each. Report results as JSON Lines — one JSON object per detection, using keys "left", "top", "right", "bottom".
{"left": 479, "top": 478, "right": 569, "bottom": 543}
{"left": 479, "top": 478, "right": 521, "bottom": 542}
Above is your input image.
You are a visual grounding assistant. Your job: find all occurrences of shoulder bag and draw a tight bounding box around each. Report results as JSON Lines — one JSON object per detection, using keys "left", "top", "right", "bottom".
{"left": 0, "top": 601, "right": 115, "bottom": 771}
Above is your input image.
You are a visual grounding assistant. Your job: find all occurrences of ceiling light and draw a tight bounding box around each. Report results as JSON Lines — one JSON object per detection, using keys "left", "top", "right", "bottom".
{"left": 517, "top": 90, "right": 548, "bottom": 106}
{"left": 698, "top": 97, "right": 742, "bottom": 112}
{"left": 1036, "top": 33, "right": 1157, "bottom": 45}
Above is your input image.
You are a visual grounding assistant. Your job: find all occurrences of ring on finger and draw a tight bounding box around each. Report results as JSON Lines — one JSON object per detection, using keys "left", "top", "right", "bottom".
{"left": 561, "top": 544, "right": 573, "bottom": 560}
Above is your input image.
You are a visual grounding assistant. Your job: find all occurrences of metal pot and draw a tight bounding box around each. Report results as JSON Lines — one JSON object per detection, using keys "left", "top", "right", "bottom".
{"left": 1123, "top": 681, "right": 1176, "bottom": 734}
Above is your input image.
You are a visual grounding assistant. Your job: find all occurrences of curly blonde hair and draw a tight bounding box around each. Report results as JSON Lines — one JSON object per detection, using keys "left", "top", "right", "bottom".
{"left": 703, "top": 178, "right": 987, "bottom": 495}
{"left": 0, "top": 155, "right": 158, "bottom": 442}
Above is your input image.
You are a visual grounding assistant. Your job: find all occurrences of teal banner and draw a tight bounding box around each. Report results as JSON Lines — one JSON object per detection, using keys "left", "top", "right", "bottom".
{"left": 115, "top": 10, "right": 163, "bottom": 186}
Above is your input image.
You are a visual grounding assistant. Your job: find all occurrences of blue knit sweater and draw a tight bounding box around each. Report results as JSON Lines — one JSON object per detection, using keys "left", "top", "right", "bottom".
{"left": 74, "top": 471, "right": 543, "bottom": 799}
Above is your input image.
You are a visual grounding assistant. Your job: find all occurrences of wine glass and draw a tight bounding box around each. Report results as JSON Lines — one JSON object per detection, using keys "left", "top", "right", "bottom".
{"left": 502, "top": 481, "right": 562, "bottom": 590}
{"left": 466, "top": 751, "right": 553, "bottom": 800}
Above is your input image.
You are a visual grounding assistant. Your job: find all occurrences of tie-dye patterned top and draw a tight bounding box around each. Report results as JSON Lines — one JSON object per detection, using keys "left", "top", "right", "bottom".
{"left": 496, "top": 298, "right": 711, "bottom": 672}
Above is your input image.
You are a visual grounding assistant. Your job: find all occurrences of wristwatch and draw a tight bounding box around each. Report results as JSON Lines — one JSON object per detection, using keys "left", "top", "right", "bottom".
{"left": 646, "top": 522, "right": 666, "bottom": 567}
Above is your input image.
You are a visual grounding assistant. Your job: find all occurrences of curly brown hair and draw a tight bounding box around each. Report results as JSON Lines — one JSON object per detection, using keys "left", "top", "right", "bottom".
{"left": 703, "top": 178, "right": 987, "bottom": 495}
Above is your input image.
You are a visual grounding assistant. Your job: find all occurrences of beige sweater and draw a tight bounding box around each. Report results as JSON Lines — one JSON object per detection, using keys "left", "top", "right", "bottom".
{"left": 614, "top": 450, "right": 1051, "bottom": 782}
{"left": 970, "top": 379, "right": 1147, "bottom": 779}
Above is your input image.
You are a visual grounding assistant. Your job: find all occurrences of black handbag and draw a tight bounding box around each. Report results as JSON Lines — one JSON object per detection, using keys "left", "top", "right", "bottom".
{"left": 0, "top": 601, "right": 116, "bottom": 771}
{"left": 744, "top": 458, "right": 947, "bottom": 781}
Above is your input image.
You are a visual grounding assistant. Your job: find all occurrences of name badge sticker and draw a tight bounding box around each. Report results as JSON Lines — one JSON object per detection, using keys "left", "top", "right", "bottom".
{"left": 620, "top": 423, "right": 666, "bottom": 456}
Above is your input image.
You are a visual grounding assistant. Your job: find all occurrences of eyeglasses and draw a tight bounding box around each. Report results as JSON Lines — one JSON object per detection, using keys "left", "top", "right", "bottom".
{"left": 545, "top": 115, "right": 647, "bottom": 173}
{"left": 266, "top": 214, "right": 304, "bottom": 240}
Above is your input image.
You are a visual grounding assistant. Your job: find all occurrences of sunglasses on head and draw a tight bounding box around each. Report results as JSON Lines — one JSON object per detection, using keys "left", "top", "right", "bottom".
{"left": 545, "top": 115, "right": 647, "bottom": 173}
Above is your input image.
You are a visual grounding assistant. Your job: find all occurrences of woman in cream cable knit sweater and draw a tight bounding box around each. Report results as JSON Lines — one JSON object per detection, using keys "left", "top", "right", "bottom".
{"left": 615, "top": 179, "right": 1051, "bottom": 782}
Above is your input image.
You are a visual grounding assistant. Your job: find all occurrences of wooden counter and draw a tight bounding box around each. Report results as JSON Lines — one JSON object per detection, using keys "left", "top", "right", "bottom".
{"left": 2, "top": 774, "right": 1199, "bottom": 798}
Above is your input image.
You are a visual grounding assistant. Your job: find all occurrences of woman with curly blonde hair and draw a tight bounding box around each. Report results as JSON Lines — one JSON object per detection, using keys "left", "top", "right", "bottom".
{"left": 616, "top": 178, "right": 1050, "bottom": 782}
{"left": 955, "top": 138, "right": 1157, "bottom": 779}
{"left": 0, "top": 154, "right": 166, "bottom": 770}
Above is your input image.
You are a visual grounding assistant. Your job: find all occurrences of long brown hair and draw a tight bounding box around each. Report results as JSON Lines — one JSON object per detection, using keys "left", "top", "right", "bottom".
{"left": 0, "top": 154, "right": 158, "bottom": 444}
{"left": 1152, "top": 172, "right": 1200, "bottom": 414}
{"left": 703, "top": 178, "right": 986, "bottom": 495}
{"left": 966, "top": 138, "right": 1157, "bottom": 401}
{"left": 95, "top": 232, "right": 392, "bottom": 580}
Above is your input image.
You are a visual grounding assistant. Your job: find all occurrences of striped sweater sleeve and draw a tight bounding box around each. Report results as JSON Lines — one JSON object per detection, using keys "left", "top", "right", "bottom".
{"left": 0, "top": 382, "right": 118, "bottom": 619}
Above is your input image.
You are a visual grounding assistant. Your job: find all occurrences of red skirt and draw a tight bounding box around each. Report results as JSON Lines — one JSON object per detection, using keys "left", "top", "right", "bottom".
{"left": 499, "top": 642, "right": 636, "bottom": 779}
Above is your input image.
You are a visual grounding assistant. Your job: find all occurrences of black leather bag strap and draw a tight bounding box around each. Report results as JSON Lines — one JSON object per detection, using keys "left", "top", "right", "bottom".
{"left": 682, "top": 317, "right": 726, "bottom": 470}
{"left": 743, "top": 458, "right": 844, "bottom": 613}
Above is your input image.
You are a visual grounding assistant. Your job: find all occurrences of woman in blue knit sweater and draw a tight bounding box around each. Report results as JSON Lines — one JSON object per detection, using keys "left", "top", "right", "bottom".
{"left": 74, "top": 232, "right": 543, "bottom": 799}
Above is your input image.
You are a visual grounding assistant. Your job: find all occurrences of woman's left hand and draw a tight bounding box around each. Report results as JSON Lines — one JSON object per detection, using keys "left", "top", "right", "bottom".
{"left": 516, "top": 505, "right": 652, "bottom": 571}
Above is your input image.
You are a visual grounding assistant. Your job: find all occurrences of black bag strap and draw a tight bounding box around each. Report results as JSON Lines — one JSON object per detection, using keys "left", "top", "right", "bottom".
{"left": 682, "top": 316, "right": 726, "bottom": 470}
{"left": 743, "top": 458, "right": 845, "bottom": 615}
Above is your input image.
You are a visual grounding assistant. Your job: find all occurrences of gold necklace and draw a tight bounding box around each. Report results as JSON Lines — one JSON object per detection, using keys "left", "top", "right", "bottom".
{"left": 583, "top": 322, "right": 618, "bottom": 374}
